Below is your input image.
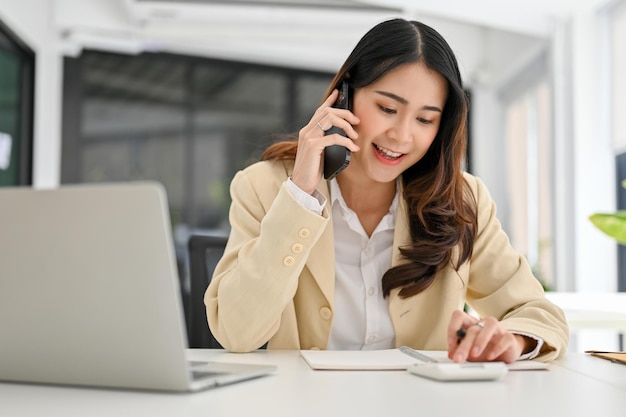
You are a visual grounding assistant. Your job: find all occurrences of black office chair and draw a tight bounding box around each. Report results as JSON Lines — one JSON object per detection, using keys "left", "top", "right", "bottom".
{"left": 187, "top": 234, "right": 269, "bottom": 350}
{"left": 187, "top": 234, "right": 228, "bottom": 349}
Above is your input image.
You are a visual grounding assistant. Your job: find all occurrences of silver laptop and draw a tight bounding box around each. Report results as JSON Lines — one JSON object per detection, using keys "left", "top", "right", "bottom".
{"left": 0, "top": 182, "right": 275, "bottom": 392}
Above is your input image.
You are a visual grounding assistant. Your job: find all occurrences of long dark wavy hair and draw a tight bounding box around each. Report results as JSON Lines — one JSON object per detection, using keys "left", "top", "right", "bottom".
{"left": 261, "top": 18, "right": 477, "bottom": 299}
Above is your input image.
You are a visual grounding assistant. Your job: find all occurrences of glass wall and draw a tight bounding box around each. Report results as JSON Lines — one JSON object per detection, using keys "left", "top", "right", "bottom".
{"left": 61, "top": 51, "right": 333, "bottom": 241}
{"left": 0, "top": 19, "right": 34, "bottom": 186}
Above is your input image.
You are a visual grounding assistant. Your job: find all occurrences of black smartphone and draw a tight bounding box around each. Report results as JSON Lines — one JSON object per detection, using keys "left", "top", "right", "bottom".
{"left": 323, "top": 81, "right": 352, "bottom": 180}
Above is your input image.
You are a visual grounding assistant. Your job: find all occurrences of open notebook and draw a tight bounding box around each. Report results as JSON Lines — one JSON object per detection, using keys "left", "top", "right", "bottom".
{"left": 300, "top": 347, "right": 549, "bottom": 371}
{"left": 0, "top": 182, "right": 275, "bottom": 392}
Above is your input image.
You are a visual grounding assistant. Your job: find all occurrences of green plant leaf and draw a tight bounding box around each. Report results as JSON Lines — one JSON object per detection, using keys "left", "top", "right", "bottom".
{"left": 589, "top": 211, "right": 626, "bottom": 244}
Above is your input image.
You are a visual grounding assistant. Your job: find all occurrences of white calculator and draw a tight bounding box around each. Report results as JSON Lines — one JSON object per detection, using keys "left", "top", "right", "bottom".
{"left": 407, "top": 362, "right": 508, "bottom": 381}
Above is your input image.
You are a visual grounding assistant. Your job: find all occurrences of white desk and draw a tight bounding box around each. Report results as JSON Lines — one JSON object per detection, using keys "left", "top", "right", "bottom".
{"left": 1, "top": 350, "right": 625, "bottom": 417}
{"left": 553, "top": 351, "right": 626, "bottom": 389}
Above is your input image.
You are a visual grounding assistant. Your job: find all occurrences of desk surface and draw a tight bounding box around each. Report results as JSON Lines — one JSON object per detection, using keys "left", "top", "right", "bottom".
{"left": 2, "top": 350, "right": 625, "bottom": 417}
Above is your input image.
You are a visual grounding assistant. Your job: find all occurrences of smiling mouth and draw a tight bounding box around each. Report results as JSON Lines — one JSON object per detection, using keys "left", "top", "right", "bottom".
{"left": 374, "top": 144, "right": 403, "bottom": 160}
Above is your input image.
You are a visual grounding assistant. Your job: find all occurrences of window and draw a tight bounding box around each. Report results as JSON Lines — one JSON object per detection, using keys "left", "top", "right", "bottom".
{"left": 0, "top": 18, "right": 34, "bottom": 186}
{"left": 61, "top": 51, "right": 333, "bottom": 242}
{"left": 504, "top": 81, "right": 554, "bottom": 289}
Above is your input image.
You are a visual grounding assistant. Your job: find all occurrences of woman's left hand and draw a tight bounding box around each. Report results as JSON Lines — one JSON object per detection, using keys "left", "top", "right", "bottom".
{"left": 446, "top": 310, "right": 530, "bottom": 364}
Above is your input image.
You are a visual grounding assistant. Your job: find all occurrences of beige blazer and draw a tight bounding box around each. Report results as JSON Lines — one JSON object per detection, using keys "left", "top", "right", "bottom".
{"left": 205, "top": 160, "right": 569, "bottom": 360}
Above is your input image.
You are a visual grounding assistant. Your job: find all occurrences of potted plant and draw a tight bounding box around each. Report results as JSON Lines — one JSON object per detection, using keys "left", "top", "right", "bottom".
{"left": 589, "top": 180, "right": 626, "bottom": 244}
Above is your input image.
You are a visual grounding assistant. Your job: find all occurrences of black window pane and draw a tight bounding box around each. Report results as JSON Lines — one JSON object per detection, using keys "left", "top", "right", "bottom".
{"left": 62, "top": 51, "right": 333, "bottom": 240}
{"left": 0, "top": 19, "right": 33, "bottom": 188}
{"left": 0, "top": 49, "right": 20, "bottom": 186}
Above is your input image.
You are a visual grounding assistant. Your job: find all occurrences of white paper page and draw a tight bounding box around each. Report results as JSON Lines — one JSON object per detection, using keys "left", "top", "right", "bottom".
{"left": 300, "top": 349, "right": 434, "bottom": 370}
{"left": 300, "top": 349, "right": 549, "bottom": 371}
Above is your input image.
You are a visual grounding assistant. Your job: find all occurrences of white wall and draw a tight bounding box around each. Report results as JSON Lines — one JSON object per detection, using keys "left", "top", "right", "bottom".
{"left": 569, "top": 9, "right": 616, "bottom": 291}
{"left": 613, "top": 1, "right": 626, "bottom": 151}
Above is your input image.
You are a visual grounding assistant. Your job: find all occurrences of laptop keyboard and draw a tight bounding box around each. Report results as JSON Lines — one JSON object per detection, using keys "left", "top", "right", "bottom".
{"left": 191, "top": 370, "right": 225, "bottom": 380}
{"left": 189, "top": 361, "right": 209, "bottom": 367}
{"left": 189, "top": 362, "right": 227, "bottom": 380}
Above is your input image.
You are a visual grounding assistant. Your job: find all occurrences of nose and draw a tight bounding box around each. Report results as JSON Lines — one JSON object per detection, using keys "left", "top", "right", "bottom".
{"left": 387, "top": 116, "right": 413, "bottom": 145}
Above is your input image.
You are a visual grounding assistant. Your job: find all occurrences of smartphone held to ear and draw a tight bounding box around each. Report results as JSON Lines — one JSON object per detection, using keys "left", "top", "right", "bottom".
{"left": 323, "top": 81, "right": 353, "bottom": 180}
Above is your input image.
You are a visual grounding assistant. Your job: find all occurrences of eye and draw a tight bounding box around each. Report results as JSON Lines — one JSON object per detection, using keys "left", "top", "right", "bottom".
{"left": 417, "top": 117, "right": 433, "bottom": 124}
{"left": 377, "top": 105, "right": 396, "bottom": 114}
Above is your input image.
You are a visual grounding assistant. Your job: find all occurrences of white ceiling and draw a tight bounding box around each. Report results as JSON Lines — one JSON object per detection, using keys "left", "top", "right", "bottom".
{"left": 126, "top": 0, "right": 612, "bottom": 36}
{"left": 360, "top": 0, "right": 611, "bottom": 34}
{"left": 57, "top": 0, "right": 613, "bottom": 87}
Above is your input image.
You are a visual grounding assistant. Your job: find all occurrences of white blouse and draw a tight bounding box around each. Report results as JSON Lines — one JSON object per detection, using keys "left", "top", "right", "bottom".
{"left": 286, "top": 177, "right": 398, "bottom": 350}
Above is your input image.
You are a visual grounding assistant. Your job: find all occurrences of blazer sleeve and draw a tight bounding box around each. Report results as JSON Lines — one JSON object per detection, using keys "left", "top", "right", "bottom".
{"left": 464, "top": 174, "right": 569, "bottom": 361}
{"left": 204, "top": 162, "right": 330, "bottom": 352}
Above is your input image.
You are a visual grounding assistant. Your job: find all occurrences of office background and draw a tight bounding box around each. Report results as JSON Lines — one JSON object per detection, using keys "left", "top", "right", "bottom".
{"left": 0, "top": 0, "right": 625, "bottom": 348}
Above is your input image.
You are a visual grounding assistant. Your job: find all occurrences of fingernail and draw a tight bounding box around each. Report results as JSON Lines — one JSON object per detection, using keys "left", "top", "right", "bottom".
{"left": 472, "top": 347, "right": 480, "bottom": 356}
{"left": 455, "top": 353, "right": 464, "bottom": 362}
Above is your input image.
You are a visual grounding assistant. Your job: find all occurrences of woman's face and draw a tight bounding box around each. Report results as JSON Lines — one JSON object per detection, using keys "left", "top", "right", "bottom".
{"left": 348, "top": 62, "right": 448, "bottom": 184}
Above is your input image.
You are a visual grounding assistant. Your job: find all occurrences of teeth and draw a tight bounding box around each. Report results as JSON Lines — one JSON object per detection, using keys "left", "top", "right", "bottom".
{"left": 375, "top": 144, "right": 402, "bottom": 158}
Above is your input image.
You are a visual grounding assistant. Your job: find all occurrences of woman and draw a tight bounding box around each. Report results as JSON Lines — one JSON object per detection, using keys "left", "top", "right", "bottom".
{"left": 204, "top": 18, "right": 569, "bottom": 363}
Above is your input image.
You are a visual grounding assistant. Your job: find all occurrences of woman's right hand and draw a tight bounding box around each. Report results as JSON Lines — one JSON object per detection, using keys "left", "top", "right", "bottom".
{"left": 291, "top": 89, "right": 360, "bottom": 194}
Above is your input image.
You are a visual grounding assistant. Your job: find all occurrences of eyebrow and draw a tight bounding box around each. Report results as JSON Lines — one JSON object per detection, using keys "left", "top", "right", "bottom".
{"left": 375, "top": 90, "right": 442, "bottom": 113}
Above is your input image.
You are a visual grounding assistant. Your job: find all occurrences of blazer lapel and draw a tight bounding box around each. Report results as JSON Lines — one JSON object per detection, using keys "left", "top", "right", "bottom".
{"left": 391, "top": 191, "right": 412, "bottom": 267}
{"left": 388, "top": 192, "right": 416, "bottom": 317}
